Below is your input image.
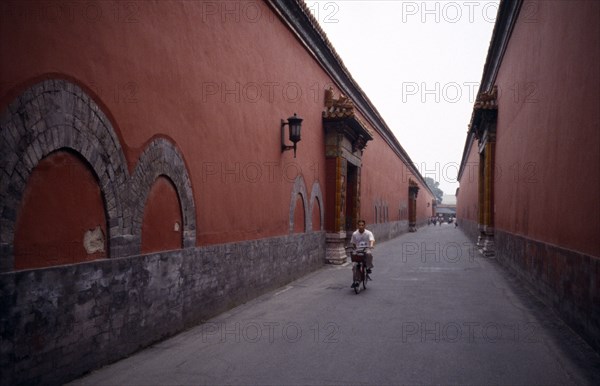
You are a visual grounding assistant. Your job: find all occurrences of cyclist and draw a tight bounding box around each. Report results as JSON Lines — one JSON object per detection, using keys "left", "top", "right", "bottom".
{"left": 350, "top": 220, "right": 375, "bottom": 287}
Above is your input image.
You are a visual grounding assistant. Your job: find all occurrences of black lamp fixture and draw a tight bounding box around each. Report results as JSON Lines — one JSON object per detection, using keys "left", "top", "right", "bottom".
{"left": 281, "top": 113, "right": 303, "bottom": 158}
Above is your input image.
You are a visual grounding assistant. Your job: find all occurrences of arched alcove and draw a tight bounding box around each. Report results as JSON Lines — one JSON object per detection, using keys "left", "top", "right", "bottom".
{"left": 14, "top": 150, "right": 107, "bottom": 269}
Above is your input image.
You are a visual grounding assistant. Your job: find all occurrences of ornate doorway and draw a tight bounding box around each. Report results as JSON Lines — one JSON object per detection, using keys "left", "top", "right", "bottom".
{"left": 408, "top": 179, "right": 420, "bottom": 232}
{"left": 472, "top": 86, "right": 498, "bottom": 257}
{"left": 322, "top": 88, "right": 373, "bottom": 264}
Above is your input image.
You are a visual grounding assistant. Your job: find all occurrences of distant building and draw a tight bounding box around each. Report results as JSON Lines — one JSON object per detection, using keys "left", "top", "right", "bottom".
{"left": 435, "top": 194, "right": 456, "bottom": 222}
{"left": 457, "top": 0, "right": 599, "bottom": 352}
{"left": 435, "top": 207, "right": 456, "bottom": 222}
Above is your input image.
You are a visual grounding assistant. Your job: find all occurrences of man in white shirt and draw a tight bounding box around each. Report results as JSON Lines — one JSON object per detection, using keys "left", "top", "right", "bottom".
{"left": 350, "top": 219, "right": 375, "bottom": 274}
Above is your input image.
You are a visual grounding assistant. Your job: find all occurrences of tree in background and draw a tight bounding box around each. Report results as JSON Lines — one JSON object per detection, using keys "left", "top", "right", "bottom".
{"left": 425, "top": 177, "right": 444, "bottom": 204}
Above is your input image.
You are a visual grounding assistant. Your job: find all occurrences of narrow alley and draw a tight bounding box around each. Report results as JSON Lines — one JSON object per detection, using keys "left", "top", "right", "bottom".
{"left": 71, "top": 225, "right": 600, "bottom": 385}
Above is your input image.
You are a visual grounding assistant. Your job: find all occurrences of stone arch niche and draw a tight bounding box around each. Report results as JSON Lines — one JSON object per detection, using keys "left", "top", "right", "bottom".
{"left": 289, "top": 175, "right": 309, "bottom": 233}
{"left": 13, "top": 149, "right": 108, "bottom": 269}
{"left": 309, "top": 181, "right": 324, "bottom": 232}
{"left": 131, "top": 138, "right": 196, "bottom": 252}
{"left": 322, "top": 88, "right": 373, "bottom": 264}
{"left": 140, "top": 175, "right": 183, "bottom": 253}
{"left": 293, "top": 194, "right": 306, "bottom": 233}
{"left": 0, "top": 79, "right": 129, "bottom": 272}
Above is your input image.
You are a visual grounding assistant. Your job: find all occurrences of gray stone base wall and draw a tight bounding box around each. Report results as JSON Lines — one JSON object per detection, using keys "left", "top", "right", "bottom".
{"left": 0, "top": 231, "right": 326, "bottom": 385}
{"left": 369, "top": 220, "right": 410, "bottom": 243}
{"left": 493, "top": 230, "right": 599, "bottom": 353}
{"left": 457, "top": 218, "right": 479, "bottom": 243}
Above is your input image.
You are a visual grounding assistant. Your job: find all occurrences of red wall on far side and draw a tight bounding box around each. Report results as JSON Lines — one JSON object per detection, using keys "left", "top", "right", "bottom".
{"left": 492, "top": 0, "right": 600, "bottom": 256}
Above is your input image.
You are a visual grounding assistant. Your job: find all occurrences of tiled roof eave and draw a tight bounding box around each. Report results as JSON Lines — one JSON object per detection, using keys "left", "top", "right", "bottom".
{"left": 266, "top": 0, "right": 436, "bottom": 198}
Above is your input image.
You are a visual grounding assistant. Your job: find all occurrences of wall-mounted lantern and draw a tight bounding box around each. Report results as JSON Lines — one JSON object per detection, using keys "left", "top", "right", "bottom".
{"left": 281, "top": 113, "right": 303, "bottom": 158}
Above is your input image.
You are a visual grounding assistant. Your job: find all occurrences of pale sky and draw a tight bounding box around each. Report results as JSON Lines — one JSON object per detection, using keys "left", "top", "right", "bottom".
{"left": 304, "top": 0, "right": 499, "bottom": 197}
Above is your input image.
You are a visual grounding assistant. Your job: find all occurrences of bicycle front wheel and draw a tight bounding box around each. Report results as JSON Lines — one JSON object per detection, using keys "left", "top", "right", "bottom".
{"left": 352, "top": 264, "right": 361, "bottom": 294}
{"left": 362, "top": 267, "right": 367, "bottom": 290}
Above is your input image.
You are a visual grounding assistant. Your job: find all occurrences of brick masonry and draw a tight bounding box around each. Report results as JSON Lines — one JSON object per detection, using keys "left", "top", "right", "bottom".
{"left": 0, "top": 231, "right": 326, "bottom": 385}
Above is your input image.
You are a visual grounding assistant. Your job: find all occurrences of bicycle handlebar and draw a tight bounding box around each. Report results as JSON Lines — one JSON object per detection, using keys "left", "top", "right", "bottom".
{"left": 347, "top": 246, "right": 372, "bottom": 253}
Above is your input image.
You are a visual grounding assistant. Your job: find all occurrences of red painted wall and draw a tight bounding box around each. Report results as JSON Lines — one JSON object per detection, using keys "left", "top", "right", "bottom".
{"left": 0, "top": 1, "right": 329, "bottom": 247}
{"left": 14, "top": 151, "right": 106, "bottom": 269}
{"left": 492, "top": 0, "right": 600, "bottom": 256}
{"left": 1, "top": 1, "right": 434, "bottom": 255}
{"left": 361, "top": 127, "right": 435, "bottom": 225}
{"left": 416, "top": 186, "right": 434, "bottom": 222}
{"left": 141, "top": 176, "right": 183, "bottom": 254}
{"left": 457, "top": 139, "right": 479, "bottom": 223}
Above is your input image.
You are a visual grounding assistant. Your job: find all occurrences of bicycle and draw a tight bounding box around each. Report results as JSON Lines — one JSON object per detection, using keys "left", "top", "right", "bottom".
{"left": 347, "top": 246, "right": 371, "bottom": 294}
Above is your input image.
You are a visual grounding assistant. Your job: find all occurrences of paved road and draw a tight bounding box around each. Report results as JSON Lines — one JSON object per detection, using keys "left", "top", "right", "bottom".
{"left": 71, "top": 224, "right": 600, "bottom": 385}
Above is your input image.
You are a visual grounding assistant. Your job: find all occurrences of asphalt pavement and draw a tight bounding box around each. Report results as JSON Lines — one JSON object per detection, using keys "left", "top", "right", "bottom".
{"left": 70, "top": 224, "right": 600, "bottom": 385}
